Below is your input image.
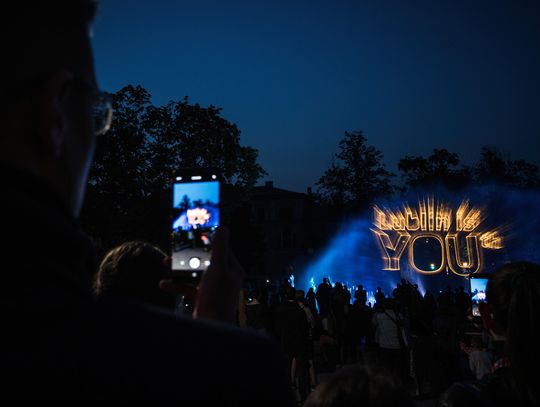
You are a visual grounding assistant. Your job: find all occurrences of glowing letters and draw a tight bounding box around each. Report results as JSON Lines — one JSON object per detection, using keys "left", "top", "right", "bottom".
{"left": 371, "top": 199, "right": 504, "bottom": 276}
{"left": 371, "top": 229, "right": 411, "bottom": 270}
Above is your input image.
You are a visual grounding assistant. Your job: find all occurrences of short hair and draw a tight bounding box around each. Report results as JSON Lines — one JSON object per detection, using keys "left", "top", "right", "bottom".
{"left": 95, "top": 241, "right": 174, "bottom": 309}
{"left": 304, "top": 364, "right": 413, "bottom": 407}
{"left": 1, "top": 1, "right": 99, "bottom": 102}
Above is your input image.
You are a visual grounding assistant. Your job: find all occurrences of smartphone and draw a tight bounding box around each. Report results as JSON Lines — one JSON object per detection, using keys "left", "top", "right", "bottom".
{"left": 170, "top": 169, "right": 221, "bottom": 282}
{"left": 469, "top": 273, "right": 490, "bottom": 317}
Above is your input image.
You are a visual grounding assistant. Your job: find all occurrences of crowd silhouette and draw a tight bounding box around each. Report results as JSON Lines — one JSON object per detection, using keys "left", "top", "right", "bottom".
{"left": 238, "top": 267, "right": 540, "bottom": 406}
{"left": 87, "top": 239, "right": 540, "bottom": 406}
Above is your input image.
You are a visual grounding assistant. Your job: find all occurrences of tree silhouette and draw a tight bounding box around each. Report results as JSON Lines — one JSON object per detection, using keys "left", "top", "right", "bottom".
{"left": 474, "top": 146, "right": 508, "bottom": 184}
{"left": 316, "top": 131, "right": 393, "bottom": 211}
{"left": 398, "top": 148, "right": 471, "bottom": 191}
{"left": 81, "top": 85, "right": 266, "bottom": 252}
{"left": 507, "top": 159, "right": 540, "bottom": 188}
{"left": 474, "top": 146, "right": 540, "bottom": 188}
{"left": 179, "top": 195, "right": 191, "bottom": 211}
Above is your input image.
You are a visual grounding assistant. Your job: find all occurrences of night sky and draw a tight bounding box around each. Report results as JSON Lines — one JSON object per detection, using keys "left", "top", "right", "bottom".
{"left": 93, "top": 0, "right": 540, "bottom": 193}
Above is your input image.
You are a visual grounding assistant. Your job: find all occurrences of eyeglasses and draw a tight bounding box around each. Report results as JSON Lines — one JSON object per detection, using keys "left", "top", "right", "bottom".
{"left": 93, "top": 90, "right": 113, "bottom": 136}
{"left": 2, "top": 74, "right": 114, "bottom": 136}
{"left": 69, "top": 78, "right": 113, "bottom": 136}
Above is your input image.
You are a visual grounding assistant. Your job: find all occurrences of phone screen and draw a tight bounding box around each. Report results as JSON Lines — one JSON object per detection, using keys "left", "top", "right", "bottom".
{"left": 470, "top": 275, "right": 489, "bottom": 317}
{"left": 171, "top": 173, "right": 220, "bottom": 279}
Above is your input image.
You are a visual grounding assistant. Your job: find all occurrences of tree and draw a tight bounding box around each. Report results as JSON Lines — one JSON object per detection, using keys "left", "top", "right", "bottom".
{"left": 397, "top": 148, "right": 471, "bottom": 191}
{"left": 474, "top": 146, "right": 540, "bottom": 188}
{"left": 316, "top": 131, "right": 393, "bottom": 211}
{"left": 81, "top": 85, "right": 266, "bottom": 252}
{"left": 143, "top": 94, "right": 266, "bottom": 190}
{"left": 507, "top": 159, "right": 540, "bottom": 188}
{"left": 474, "top": 146, "right": 508, "bottom": 184}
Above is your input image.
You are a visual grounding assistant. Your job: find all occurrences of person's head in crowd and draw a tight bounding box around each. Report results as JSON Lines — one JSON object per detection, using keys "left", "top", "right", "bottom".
{"left": 284, "top": 286, "right": 296, "bottom": 301}
{"left": 323, "top": 277, "right": 329, "bottom": 285}
{"left": 303, "top": 365, "right": 414, "bottom": 407}
{"left": 0, "top": 0, "right": 110, "bottom": 219}
{"left": 94, "top": 241, "right": 176, "bottom": 309}
{"left": 481, "top": 261, "right": 540, "bottom": 405}
{"left": 295, "top": 289, "right": 305, "bottom": 302}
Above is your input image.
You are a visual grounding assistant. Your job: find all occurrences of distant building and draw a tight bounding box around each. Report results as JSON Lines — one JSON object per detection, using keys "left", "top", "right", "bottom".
{"left": 251, "top": 181, "right": 320, "bottom": 279}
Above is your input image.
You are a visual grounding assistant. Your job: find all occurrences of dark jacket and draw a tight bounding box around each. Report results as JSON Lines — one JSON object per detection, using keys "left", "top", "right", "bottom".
{"left": 275, "top": 300, "right": 310, "bottom": 358}
{"left": 0, "top": 166, "right": 294, "bottom": 406}
{"left": 439, "top": 367, "right": 518, "bottom": 407}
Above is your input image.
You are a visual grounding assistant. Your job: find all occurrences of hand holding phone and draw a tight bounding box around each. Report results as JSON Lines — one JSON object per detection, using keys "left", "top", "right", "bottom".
{"left": 161, "top": 227, "right": 245, "bottom": 323}
{"left": 194, "top": 227, "right": 245, "bottom": 322}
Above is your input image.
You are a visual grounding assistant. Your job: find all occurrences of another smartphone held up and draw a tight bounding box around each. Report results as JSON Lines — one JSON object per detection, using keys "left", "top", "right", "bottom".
{"left": 469, "top": 273, "right": 490, "bottom": 317}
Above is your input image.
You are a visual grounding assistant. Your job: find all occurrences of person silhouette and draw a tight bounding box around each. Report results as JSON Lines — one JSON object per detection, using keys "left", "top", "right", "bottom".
{"left": 0, "top": 2, "right": 293, "bottom": 405}
{"left": 94, "top": 240, "right": 177, "bottom": 310}
{"left": 441, "top": 262, "right": 540, "bottom": 406}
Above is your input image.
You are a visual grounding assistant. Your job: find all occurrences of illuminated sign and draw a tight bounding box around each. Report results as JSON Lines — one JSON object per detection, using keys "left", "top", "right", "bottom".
{"left": 371, "top": 198, "right": 504, "bottom": 276}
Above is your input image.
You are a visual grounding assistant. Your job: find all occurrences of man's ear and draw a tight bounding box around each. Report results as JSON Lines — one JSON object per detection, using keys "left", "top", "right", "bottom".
{"left": 35, "top": 70, "right": 73, "bottom": 159}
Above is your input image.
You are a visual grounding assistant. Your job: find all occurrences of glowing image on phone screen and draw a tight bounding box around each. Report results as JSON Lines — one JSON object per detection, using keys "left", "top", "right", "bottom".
{"left": 171, "top": 181, "right": 220, "bottom": 271}
{"left": 470, "top": 277, "right": 488, "bottom": 317}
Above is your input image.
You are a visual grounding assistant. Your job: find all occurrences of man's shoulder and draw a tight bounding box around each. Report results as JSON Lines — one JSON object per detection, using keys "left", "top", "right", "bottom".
{"left": 83, "top": 298, "right": 294, "bottom": 404}
{"left": 92, "top": 298, "right": 277, "bottom": 352}
{"left": 3, "top": 295, "right": 294, "bottom": 405}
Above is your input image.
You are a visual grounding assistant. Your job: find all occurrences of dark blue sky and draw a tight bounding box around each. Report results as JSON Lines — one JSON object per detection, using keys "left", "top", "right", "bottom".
{"left": 93, "top": 0, "right": 540, "bottom": 192}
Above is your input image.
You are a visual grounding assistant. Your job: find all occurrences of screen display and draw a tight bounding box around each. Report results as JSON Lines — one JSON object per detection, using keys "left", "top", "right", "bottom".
{"left": 470, "top": 277, "right": 488, "bottom": 317}
{"left": 171, "top": 180, "right": 220, "bottom": 271}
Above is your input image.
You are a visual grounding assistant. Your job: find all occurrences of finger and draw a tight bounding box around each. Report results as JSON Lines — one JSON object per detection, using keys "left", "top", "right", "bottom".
{"left": 228, "top": 251, "right": 245, "bottom": 281}
{"left": 209, "top": 226, "right": 229, "bottom": 271}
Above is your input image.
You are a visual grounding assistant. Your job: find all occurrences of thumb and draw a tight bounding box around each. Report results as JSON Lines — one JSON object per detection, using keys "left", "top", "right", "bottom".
{"left": 209, "top": 226, "right": 230, "bottom": 269}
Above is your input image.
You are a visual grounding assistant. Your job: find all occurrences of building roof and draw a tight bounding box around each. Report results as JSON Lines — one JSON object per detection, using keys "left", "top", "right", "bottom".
{"left": 252, "top": 181, "right": 310, "bottom": 200}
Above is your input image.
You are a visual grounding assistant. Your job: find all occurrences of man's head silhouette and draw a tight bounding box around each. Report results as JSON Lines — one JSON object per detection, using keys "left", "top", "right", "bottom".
{"left": 0, "top": 1, "right": 110, "bottom": 218}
